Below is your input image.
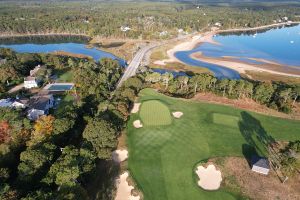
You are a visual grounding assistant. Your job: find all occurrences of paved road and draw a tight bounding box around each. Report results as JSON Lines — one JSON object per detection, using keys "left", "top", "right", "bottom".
{"left": 8, "top": 83, "right": 24, "bottom": 94}
{"left": 117, "top": 44, "right": 157, "bottom": 88}
{"left": 116, "top": 32, "right": 199, "bottom": 88}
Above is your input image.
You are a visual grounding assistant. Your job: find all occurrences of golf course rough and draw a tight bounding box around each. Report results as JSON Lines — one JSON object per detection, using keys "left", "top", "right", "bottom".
{"left": 139, "top": 100, "right": 172, "bottom": 126}
{"left": 127, "top": 89, "right": 300, "bottom": 200}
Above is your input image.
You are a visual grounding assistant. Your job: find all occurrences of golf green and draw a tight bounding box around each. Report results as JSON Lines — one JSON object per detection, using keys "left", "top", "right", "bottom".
{"left": 139, "top": 100, "right": 172, "bottom": 126}
{"left": 127, "top": 89, "right": 300, "bottom": 200}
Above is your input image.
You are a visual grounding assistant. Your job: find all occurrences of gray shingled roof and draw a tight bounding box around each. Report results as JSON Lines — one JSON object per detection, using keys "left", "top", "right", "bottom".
{"left": 29, "top": 95, "right": 52, "bottom": 111}
{"left": 251, "top": 156, "right": 270, "bottom": 169}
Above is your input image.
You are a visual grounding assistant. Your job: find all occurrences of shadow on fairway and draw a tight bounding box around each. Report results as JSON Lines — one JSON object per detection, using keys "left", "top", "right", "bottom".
{"left": 239, "top": 111, "right": 275, "bottom": 158}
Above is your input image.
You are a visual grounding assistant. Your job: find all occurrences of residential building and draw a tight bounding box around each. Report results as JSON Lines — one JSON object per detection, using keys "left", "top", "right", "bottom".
{"left": 11, "top": 98, "right": 29, "bottom": 109}
{"left": 24, "top": 76, "right": 40, "bottom": 89}
{"left": 27, "top": 94, "right": 54, "bottom": 120}
{"left": 0, "top": 98, "right": 14, "bottom": 108}
{"left": 121, "top": 26, "right": 131, "bottom": 32}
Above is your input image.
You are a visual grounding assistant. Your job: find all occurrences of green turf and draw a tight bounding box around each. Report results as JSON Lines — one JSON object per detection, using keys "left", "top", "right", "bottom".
{"left": 139, "top": 100, "right": 172, "bottom": 126}
{"left": 127, "top": 88, "right": 300, "bottom": 200}
{"left": 54, "top": 68, "right": 74, "bottom": 82}
{"left": 212, "top": 113, "right": 240, "bottom": 128}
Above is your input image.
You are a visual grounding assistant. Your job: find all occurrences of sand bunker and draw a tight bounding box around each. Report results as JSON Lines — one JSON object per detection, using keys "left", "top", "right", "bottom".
{"left": 131, "top": 103, "right": 141, "bottom": 114}
{"left": 172, "top": 111, "right": 183, "bottom": 119}
{"left": 133, "top": 120, "right": 143, "bottom": 128}
{"left": 195, "top": 164, "right": 222, "bottom": 190}
{"left": 115, "top": 172, "right": 140, "bottom": 200}
{"left": 112, "top": 149, "right": 128, "bottom": 163}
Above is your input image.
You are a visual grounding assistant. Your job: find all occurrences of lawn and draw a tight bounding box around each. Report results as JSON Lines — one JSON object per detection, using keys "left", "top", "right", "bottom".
{"left": 127, "top": 88, "right": 300, "bottom": 200}
{"left": 54, "top": 68, "right": 74, "bottom": 82}
{"left": 53, "top": 94, "right": 74, "bottom": 117}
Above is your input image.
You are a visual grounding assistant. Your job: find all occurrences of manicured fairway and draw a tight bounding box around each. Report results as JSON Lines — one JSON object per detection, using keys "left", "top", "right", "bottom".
{"left": 139, "top": 100, "right": 172, "bottom": 126}
{"left": 212, "top": 113, "right": 240, "bottom": 128}
{"left": 127, "top": 89, "right": 300, "bottom": 200}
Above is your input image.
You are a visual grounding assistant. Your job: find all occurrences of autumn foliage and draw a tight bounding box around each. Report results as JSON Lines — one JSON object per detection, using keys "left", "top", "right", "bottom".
{"left": 33, "top": 115, "right": 55, "bottom": 138}
{"left": 0, "top": 121, "right": 10, "bottom": 144}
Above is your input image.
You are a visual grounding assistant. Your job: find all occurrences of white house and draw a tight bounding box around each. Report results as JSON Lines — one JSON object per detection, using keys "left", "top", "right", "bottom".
{"left": 214, "top": 22, "right": 222, "bottom": 27}
{"left": 251, "top": 156, "right": 270, "bottom": 175}
{"left": 27, "top": 94, "right": 54, "bottom": 120}
{"left": 121, "top": 26, "right": 131, "bottom": 32}
{"left": 24, "top": 77, "right": 40, "bottom": 89}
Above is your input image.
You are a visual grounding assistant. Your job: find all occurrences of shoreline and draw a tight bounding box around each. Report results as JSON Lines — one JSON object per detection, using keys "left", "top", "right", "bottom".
{"left": 153, "top": 21, "right": 300, "bottom": 78}
{"left": 0, "top": 32, "right": 90, "bottom": 39}
{"left": 191, "top": 52, "right": 300, "bottom": 78}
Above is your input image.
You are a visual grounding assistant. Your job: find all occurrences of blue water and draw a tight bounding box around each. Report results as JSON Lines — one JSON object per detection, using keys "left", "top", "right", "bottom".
{"left": 0, "top": 42, "right": 126, "bottom": 65}
{"left": 175, "top": 24, "right": 300, "bottom": 79}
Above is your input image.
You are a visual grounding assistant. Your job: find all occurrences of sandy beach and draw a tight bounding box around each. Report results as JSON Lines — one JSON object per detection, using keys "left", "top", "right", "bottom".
{"left": 191, "top": 52, "right": 300, "bottom": 78}
{"left": 153, "top": 22, "right": 300, "bottom": 78}
{"left": 153, "top": 31, "right": 218, "bottom": 66}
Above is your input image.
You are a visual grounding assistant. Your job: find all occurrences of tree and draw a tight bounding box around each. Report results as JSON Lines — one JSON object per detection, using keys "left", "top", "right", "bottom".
{"left": 121, "top": 88, "right": 136, "bottom": 102}
{"left": 0, "top": 168, "right": 10, "bottom": 182}
{"left": 161, "top": 73, "right": 173, "bottom": 90}
{"left": 145, "top": 72, "right": 161, "bottom": 83}
{"left": 253, "top": 83, "right": 274, "bottom": 104}
{"left": 218, "top": 79, "right": 229, "bottom": 97}
{"left": 43, "top": 146, "right": 80, "bottom": 187}
{"left": 82, "top": 118, "right": 117, "bottom": 159}
{"left": 177, "top": 76, "right": 189, "bottom": 91}
{"left": 18, "top": 143, "right": 57, "bottom": 182}
{"left": 0, "top": 121, "right": 10, "bottom": 144}
{"left": 28, "top": 115, "right": 55, "bottom": 146}
{"left": 279, "top": 88, "right": 292, "bottom": 103}
{"left": 291, "top": 85, "right": 300, "bottom": 106}
{"left": 189, "top": 75, "right": 202, "bottom": 94}
{"left": 234, "top": 80, "right": 245, "bottom": 99}
{"left": 124, "top": 77, "right": 143, "bottom": 92}
{"left": 227, "top": 80, "right": 236, "bottom": 95}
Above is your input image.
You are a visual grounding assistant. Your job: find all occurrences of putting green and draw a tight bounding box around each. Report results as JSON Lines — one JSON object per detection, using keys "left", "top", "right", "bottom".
{"left": 139, "top": 100, "right": 172, "bottom": 126}
{"left": 212, "top": 113, "right": 240, "bottom": 128}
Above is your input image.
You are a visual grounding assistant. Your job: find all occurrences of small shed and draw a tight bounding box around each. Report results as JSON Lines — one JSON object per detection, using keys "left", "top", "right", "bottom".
{"left": 251, "top": 156, "right": 270, "bottom": 175}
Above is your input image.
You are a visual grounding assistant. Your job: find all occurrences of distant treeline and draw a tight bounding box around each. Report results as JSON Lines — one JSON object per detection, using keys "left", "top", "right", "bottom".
{"left": 0, "top": 35, "right": 90, "bottom": 45}
{"left": 0, "top": 1, "right": 299, "bottom": 39}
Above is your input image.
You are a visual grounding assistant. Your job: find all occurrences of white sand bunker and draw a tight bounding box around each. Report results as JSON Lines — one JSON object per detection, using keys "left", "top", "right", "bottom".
{"left": 172, "top": 111, "right": 183, "bottom": 119}
{"left": 133, "top": 120, "right": 143, "bottom": 128}
{"left": 195, "top": 164, "right": 222, "bottom": 190}
{"left": 112, "top": 149, "right": 128, "bottom": 163}
{"left": 115, "top": 172, "right": 140, "bottom": 200}
{"left": 131, "top": 103, "right": 141, "bottom": 114}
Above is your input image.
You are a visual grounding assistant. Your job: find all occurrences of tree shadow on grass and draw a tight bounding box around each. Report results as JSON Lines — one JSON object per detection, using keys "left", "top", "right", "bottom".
{"left": 239, "top": 111, "right": 275, "bottom": 159}
{"left": 242, "top": 144, "right": 257, "bottom": 167}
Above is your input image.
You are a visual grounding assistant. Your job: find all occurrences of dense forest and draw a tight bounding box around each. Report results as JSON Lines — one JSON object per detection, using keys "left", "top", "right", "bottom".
{"left": 0, "top": 1, "right": 299, "bottom": 39}
{"left": 0, "top": 49, "right": 139, "bottom": 199}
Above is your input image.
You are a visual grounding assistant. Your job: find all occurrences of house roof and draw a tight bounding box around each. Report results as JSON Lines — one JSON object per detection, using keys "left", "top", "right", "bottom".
{"left": 25, "top": 76, "right": 36, "bottom": 81}
{"left": 14, "top": 98, "right": 29, "bottom": 105}
{"left": 29, "top": 95, "right": 52, "bottom": 111}
{"left": 251, "top": 155, "right": 270, "bottom": 169}
{"left": 0, "top": 98, "right": 13, "bottom": 107}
